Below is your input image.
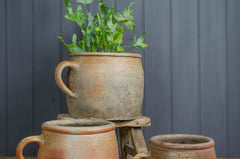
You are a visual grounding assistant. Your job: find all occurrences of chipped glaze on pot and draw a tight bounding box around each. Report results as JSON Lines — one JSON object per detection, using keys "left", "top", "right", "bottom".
{"left": 16, "top": 119, "right": 119, "bottom": 159}
{"left": 134, "top": 134, "right": 216, "bottom": 159}
{"left": 55, "top": 53, "right": 144, "bottom": 120}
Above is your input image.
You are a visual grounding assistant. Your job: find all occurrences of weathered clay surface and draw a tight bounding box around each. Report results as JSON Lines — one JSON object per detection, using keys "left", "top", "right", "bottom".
{"left": 55, "top": 53, "right": 144, "bottom": 120}
{"left": 149, "top": 134, "right": 217, "bottom": 159}
{"left": 16, "top": 119, "right": 119, "bottom": 159}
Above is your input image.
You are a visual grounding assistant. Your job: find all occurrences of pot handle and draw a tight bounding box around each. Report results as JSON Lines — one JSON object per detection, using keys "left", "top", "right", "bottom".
{"left": 55, "top": 61, "right": 78, "bottom": 98}
{"left": 133, "top": 152, "right": 150, "bottom": 159}
{"left": 16, "top": 135, "right": 44, "bottom": 159}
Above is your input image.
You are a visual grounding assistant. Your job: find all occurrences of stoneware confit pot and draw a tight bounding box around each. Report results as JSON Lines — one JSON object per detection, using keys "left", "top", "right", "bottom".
{"left": 134, "top": 134, "right": 216, "bottom": 159}
{"left": 55, "top": 52, "right": 144, "bottom": 120}
{"left": 16, "top": 119, "right": 119, "bottom": 159}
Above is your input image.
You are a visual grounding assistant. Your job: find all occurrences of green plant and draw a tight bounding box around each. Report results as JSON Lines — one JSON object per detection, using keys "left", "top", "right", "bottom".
{"left": 58, "top": 0, "right": 148, "bottom": 53}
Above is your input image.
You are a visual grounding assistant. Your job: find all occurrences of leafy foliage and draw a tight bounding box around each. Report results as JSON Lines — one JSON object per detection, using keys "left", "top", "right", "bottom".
{"left": 59, "top": 0, "right": 148, "bottom": 53}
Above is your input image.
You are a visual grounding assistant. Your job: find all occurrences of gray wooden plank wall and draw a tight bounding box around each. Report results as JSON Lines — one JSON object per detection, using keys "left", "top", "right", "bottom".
{"left": 0, "top": 0, "right": 240, "bottom": 157}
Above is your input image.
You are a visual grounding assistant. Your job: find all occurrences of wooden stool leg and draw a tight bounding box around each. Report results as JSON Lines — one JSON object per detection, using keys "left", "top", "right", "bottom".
{"left": 119, "top": 128, "right": 133, "bottom": 159}
{"left": 130, "top": 128, "right": 148, "bottom": 154}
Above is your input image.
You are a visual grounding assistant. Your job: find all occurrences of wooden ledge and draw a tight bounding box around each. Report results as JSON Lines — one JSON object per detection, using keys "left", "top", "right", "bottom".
{"left": 57, "top": 114, "right": 151, "bottom": 128}
{"left": 0, "top": 157, "right": 237, "bottom": 159}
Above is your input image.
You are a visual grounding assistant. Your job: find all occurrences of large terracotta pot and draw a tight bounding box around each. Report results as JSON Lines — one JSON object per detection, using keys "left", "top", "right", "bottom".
{"left": 55, "top": 53, "right": 144, "bottom": 120}
{"left": 134, "top": 134, "right": 216, "bottom": 159}
{"left": 16, "top": 119, "right": 119, "bottom": 159}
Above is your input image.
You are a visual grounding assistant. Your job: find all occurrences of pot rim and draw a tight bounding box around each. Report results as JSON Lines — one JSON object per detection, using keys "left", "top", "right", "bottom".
{"left": 41, "top": 119, "right": 116, "bottom": 135}
{"left": 70, "top": 52, "right": 142, "bottom": 58}
{"left": 149, "top": 134, "right": 215, "bottom": 150}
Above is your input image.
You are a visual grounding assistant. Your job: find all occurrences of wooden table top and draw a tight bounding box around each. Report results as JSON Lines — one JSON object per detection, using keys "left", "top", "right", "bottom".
{"left": 0, "top": 157, "right": 238, "bottom": 159}
{"left": 57, "top": 114, "right": 151, "bottom": 127}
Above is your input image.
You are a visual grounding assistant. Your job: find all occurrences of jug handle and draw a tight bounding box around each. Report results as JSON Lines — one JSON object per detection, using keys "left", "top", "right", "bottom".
{"left": 55, "top": 61, "right": 78, "bottom": 98}
{"left": 133, "top": 152, "right": 150, "bottom": 159}
{"left": 16, "top": 135, "right": 44, "bottom": 159}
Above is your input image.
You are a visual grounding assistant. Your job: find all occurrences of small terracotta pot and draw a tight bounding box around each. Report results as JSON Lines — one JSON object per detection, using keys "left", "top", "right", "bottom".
{"left": 55, "top": 52, "right": 144, "bottom": 120}
{"left": 16, "top": 119, "right": 119, "bottom": 159}
{"left": 134, "top": 134, "right": 216, "bottom": 159}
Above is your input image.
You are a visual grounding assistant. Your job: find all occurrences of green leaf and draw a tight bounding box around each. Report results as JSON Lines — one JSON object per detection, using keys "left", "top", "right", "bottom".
{"left": 125, "top": 15, "right": 134, "bottom": 21}
{"left": 64, "top": 0, "right": 75, "bottom": 17}
{"left": 125, "top": 21, "right": 135, "bottom": 29}
{"left": 79, "top": 14, "right": 87, "bottom": 25}
{"left": 113, "top": 27, "right": 123, "bottom": 44}
{"left": 58, "top": 36, "right": 84, "bottom": 53}
{"left": 113, "top": 43, "right": 118, "bottom": 52}
{"left": 141, "top": 43, "right": 148, "bottom": 48}
{"left": 79, "top": 40, "right": 85, "bottom": 50}
{"left": 95, "top": 27, "right": 101, "bottom": 32}
{"left": 114, "top": 12, "right": 125, "bottom": 21}
{"left": 117, "top": 45, "right": 124, "bottom": 52}
{"left": 68, "top": 45, "right": 84, "bottom": 53}
{"left": 136, "top": 30, "right": 146, "bottom": 44}
{"left": 72, "top": 34, "right": 77, "bottom": 45}
{"left": 92, "top": 45, "right": 97, "bottom": 52}
{"left": 123, "top": 1, "right": 136, "bottom": 17}
{"left": 58, "top": 36, "right": 67, "bottom": 46}
{"left": 76, "top": 0, "right": 93, "bottom": 4}
{"left": 86, "top": 36, "right": 91, "bottom": 48}
{"left": 129, "top": 1, "right": 137, "bottom": 9}
{"left": 60, "top": 0, "right": 147, "bottom": 53}
{"left": 64, "top": 14, "right": 72, "bottom": 20}
{"left": 107, "top": 16, "right": 115, "bottom": 32}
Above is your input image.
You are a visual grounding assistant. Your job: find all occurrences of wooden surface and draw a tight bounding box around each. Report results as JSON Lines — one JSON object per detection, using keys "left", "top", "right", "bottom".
{"left": 228, "top": 0, "right": 240, "bottom": 155}
{"left": 57, "top": 114, "right": 151, "bottom": 128}
{"left": 0, "top": 157, "right": 238, "bottom": 159}
{"left": 0, "top": 0, "right": 6, "bottom": 154}
{"left": 119, "top": 127, "right": 148, "bottom": 159}
{"left": 120, "top": 128, "right": 133, "bottom": 159}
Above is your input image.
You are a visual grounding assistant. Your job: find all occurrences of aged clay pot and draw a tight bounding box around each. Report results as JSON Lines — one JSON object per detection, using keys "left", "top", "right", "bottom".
{"left": 55, "top": 53, "right": 144, "bottom": 120}
{"left": 16, "top": 119, "right": 119, "bottom": 159}
{"left": 134, "top": 134, "right": 216, "bottom": 159}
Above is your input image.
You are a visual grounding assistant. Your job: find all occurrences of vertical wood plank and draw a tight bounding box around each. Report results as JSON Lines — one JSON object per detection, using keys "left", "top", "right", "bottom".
{"left": 228, "top": 0, "right": 240, "bottom": 157}
{"left": 119, "top": 128, "right": 132, "bottom": 159}
{"left": 172, "top": 0, "right": 198, "bottom": 134}
{"left": 7, "top": 0, "right": 33, "bottom": 155}
{"left": 0, "top": 0, "right": 6, "bottom": 155}
{"left": 145, "top": 0, "right": 171, "bottom": 138}
{"left": 34, "top": 0, "right": 61, "bottom": 133}
{"left": 200, "top": 0, "right": 227, "bottom": 156}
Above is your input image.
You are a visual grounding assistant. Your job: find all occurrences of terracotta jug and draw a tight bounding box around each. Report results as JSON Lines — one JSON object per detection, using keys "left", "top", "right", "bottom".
{"left": 16, "top": 119, "right": 119, "bottom": 159}
{"left": 55, "top": 53, "right": 144, "bottom": 120}
{"left": 134, "top": 134, "right": 216, "bottom": 159}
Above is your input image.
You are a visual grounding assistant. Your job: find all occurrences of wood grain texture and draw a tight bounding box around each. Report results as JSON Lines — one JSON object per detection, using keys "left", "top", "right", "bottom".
{"left": 145, "top": 0, "right": 171, "bottom": 140}
{"left": 34, "top": 0, "right": 61, "bottom": 134}
{"left": 172, "top": 0, "right": 198, "bottom": 134}
{"left": 228, "top": 0, "right": 240, "bottom": 157}
{"left": 0, "top": 157, "right": 237, "bottom": 159}
{"left": 120, "top": 128, "right": 132, "bottom": 159}
{"left": 7, "top": 0, "right": 33, "bottom": 155}
{"left": 57, "top": 114, "right": 151, "bottom": 127}
{"left": 0, "top": 0, "right": 6, "bottom": 156}
{"left": 130, "top": 128, "right": 148, "bottom": 154}
{"left": 200, "top": 0, "right": 227, "bottom": 157}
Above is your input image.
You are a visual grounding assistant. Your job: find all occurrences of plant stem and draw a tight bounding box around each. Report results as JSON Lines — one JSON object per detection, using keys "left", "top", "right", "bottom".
{"left": 84, "top": 4, "right": 89, "bottom": 13}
